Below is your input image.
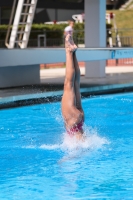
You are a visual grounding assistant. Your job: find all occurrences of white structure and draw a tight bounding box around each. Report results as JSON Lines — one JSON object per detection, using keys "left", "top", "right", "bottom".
{"left": 6, "top": 0, "right": 38, "bottom": 49}
{"left": 0, "top": 48, "right": 133, "bottom": 88}
{"left": 72, "top": 14, "right": 84, "bottom": 23}
{"left": 85, "top": 0, "right": 106, "bottom": 78}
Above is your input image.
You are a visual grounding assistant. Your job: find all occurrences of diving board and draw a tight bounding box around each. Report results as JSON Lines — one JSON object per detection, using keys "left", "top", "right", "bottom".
{"left": 0, "top": 48, "right": 133, "bottom": 88}
{"left": 0, "top": 48, "right": 133, "bottom": 67}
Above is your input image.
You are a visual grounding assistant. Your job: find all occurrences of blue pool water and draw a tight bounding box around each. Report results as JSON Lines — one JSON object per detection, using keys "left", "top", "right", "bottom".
{"left": 0, "top": 92, "right": 133, "bottom": 200}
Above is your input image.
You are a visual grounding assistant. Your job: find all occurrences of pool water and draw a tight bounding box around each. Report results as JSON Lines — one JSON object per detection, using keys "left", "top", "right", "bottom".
{"left": 0, "top": 92, "right": 133, "bottom": 200}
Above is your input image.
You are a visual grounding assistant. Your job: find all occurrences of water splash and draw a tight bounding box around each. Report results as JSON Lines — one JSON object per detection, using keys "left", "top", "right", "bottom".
{"left": 39, "top": 126, "right": 109, "bottom": 153}
{"left": 60, "top": 131, "right": 108, "bottom": 153}
{"left": 21, "top": 126, "right": 110, "bottom": 165}
{"left": 40, "top": 144, "right": 60, "bottom": 150}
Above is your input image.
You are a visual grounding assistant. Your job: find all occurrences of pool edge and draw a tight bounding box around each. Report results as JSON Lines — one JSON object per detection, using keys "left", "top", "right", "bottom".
{"left": 0, "top": 82, "right": 133, "bottom": 109}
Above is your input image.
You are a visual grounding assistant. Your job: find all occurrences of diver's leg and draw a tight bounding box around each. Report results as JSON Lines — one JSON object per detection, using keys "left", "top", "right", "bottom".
{"left": 73, "top": 52, "right": 84, "bottom": 120}
{"left": 64, "top": 50, "right": 75, "bottom": 100}
{"left": 73, "top": 53, "right": 85, "bottom": 141}
{"left": 62, "top": 35, "right": 76, "bottom": 120}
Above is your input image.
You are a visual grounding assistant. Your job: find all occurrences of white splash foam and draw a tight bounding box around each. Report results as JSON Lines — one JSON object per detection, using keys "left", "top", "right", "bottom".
{"left": 39, "top": 127, "right": 109, "bottom": 154}
{"left": 23, "top": 127, "right": 109, "bottom": 153}
{"left": 60, "top": 131, "right": 108, "bottom": 153}
{"left": 40, "top": 144, "right": 60, "bottom": 150}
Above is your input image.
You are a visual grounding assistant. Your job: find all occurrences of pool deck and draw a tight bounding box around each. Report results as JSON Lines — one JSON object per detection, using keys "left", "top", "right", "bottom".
{"left": 0, "top": 66, "right": 133, "bottom": 108}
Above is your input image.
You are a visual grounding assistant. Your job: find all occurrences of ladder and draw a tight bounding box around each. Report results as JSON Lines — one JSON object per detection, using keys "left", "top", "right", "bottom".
{"left": 5, "top": 0, "right": 38, "bottom": 49}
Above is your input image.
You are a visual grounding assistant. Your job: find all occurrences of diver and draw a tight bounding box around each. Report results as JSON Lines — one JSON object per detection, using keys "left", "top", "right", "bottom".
{"left": 61, "top": 34, "right": 85, "bottom": 140}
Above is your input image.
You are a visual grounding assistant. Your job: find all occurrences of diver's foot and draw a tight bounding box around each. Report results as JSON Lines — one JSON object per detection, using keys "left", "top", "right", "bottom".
{"left": 65, "top": 34, "right": 77, "bottom": 52}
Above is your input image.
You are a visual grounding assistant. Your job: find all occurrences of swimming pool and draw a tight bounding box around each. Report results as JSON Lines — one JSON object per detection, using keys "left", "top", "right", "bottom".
{"left": 0, "top": 92, "right": 133, "bottom": 200}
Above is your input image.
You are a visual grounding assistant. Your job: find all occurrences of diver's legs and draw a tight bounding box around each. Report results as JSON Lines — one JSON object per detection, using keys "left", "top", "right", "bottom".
{"left": 61, "top": 34, "right": 82, "bottom": 127}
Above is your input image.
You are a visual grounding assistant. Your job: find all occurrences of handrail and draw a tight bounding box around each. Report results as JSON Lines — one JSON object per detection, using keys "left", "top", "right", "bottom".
{"left": 5, "top": 0, "right": 17, "bottom": 48}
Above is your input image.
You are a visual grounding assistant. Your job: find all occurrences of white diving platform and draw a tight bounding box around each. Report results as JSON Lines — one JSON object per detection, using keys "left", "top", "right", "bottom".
{"left": 1, "top": 48, "right": 133, "bottom": 67}
{"left": 0, "top": 48, "right": 133, "bottom": 88}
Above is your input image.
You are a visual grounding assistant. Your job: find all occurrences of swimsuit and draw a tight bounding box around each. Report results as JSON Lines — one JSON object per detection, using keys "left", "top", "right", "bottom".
{"left": 66, "top": 119, "right": 84, "bottom": 136}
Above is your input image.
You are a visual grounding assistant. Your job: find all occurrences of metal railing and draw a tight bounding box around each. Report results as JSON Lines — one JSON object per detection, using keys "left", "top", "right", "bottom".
{"left": 107, "top": 28, "right": 133, "bottom": 47}
{"left": 5, "top": 0, "right": 17, "bottom": 48}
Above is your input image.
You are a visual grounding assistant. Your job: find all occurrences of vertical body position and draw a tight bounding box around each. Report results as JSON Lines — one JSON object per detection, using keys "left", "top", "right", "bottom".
{"left": 61, "top": 34, "right": 84, "bottom": 140}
